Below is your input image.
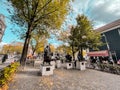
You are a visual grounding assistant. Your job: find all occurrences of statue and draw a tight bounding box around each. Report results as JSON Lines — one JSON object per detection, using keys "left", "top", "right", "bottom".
{"left": 65, "top": 53, "right": 72, "bottom": 62}
{"left": 43, "top": 45, "right": 51, "bottom": 65}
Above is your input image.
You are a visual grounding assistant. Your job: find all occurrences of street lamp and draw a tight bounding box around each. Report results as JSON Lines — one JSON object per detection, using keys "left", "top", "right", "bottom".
{"left": 102, "top": 34, "right": 114, "bottom": 63}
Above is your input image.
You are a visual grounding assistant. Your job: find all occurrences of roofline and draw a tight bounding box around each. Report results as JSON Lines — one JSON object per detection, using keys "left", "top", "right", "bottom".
{"left": 100, "top": 25, "right": 120, "bottom": 33}
{"left": 95, "top": 19, "right": 120, "bottom": 33}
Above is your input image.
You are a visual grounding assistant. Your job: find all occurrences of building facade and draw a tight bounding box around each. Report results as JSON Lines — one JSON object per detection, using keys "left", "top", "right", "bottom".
{"left": 0, "top": 14, "right": 6, "bottom": 42}
{"left": 96, "top": 19, "right": 120, "bottom": 62}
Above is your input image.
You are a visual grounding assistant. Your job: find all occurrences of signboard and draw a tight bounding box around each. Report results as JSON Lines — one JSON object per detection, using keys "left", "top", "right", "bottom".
{"left": 87, "top": 50, "right": 109, "bottom": 56}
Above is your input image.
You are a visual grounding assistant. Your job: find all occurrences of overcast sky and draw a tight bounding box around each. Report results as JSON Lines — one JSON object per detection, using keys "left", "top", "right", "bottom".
{"left": 0, "top": 0, "right": 120, "bottom": 46}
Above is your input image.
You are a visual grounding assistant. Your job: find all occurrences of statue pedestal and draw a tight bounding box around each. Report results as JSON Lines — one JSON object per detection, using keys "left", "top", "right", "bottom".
{"left": 50, "top": 61, "right": 55, "bottom": 70}
{"left": 76, "top": 61, "right": 86, "bottom": 70}
{"left": 56, "top": 60, "right": 61, "bottom": 68}
{"left": 66, "top": 62, "right": 73, "bottom": 69}
{"left": 40, "top": 64, "right": 53, "bottom": 76}
{"left": 0, "top": 60, "right": 2, "bottom": 64}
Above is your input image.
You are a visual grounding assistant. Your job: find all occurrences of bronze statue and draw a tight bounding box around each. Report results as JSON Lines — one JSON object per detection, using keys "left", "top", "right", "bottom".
{"left": 43, "top": 45, "right": 51, "bottom": 65}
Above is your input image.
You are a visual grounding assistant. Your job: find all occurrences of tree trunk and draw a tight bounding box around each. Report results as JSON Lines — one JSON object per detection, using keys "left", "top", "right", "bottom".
{"left": 32, "top": 49, "right": 36, "bottom": 56}
{"left": 20, "top": 27, "right": 32, "bottom": 66}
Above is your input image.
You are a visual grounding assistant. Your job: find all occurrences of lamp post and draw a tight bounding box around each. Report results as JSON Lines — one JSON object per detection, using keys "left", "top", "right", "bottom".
{"left": 102, "top": 34, "right": 114, "bottom": 64}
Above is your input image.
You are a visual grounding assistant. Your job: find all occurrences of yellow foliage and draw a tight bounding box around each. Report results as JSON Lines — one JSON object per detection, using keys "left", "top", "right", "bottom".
{"left": 56, "top": 45, "right": 72, "bottom": 54}
{"left": 50, "top": 45, "right": 55, "bottom": 52}
{"left": 0, "top": 62, "right": 20, "bottom": 87}
{"left": 2, "top": 44, "right": 23, "bottom": 54}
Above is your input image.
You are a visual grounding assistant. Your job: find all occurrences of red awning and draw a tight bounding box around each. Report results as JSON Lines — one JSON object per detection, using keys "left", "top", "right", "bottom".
{"left": 87, "top": 50, "right": 109, "bottom": 56}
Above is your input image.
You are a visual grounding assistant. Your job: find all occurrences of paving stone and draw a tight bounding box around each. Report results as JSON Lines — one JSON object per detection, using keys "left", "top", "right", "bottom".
{"left": 8, "top": 65, "right": 120, "bottom": 90}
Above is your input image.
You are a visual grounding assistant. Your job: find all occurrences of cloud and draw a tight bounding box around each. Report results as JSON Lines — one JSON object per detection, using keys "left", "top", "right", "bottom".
{"left": 71, "top": 0, "right": 120, "bottom": 28}
{"left": 0, "top": 42, "right": 7, "bottom": 45}
{"left": 0, "top": 42, "right": 8, "bottom": 50}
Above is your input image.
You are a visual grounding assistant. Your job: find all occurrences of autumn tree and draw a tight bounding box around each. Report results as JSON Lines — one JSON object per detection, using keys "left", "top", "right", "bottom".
{"left": 49, "top": 44, "right": 55, "bottom": 52}
{"left": 30, "top": 28, "right": 49, "bottom": 55}
{"left": 69, "top": 14, "right": 102, "bottom": 61}
{"left": 56, "top": 45, "right": 64, "bottom": 53}
{"left": 7, "top": 0, "right": 71, "bottom": 66}
{"left": 2, "top": 43, "right": 23, "bottom": 54}
{"left": 58, "top": 29, "right": 70, "bottom": 42}
{"left": 68, "top": 26, "right": 78, "bottom": 60}
{"left": 56, "top": 45, "right": 72, "bottom": 54}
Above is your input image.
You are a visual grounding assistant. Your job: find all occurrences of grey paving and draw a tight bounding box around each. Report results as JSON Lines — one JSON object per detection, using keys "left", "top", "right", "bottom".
{"left": 8, "top": 66, "right": 120, "bottom": 90}
{"left": 0, "top": 58, "right": 15, "bottom": 70}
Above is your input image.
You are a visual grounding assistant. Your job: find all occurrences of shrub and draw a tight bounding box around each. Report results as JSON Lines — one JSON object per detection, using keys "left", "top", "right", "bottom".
{"left": 0, "top": 62, "right": 20, "bottom": 87}
{"left": 98, "top": 63, "right": 120, "bottom": 75}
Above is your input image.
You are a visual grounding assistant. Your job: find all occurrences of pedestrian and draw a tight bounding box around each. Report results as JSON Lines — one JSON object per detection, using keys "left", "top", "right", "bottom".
{"left": 2, "top": 54, "right": 8, "bottom": 63}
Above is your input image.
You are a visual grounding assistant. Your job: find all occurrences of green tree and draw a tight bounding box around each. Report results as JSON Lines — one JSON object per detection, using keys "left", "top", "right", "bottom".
{"left": 68, "top": 26, "right": 78, "bottom": 60}
{"left": 56, "top": 45, "right": 72, "bottom": 54}
{"left": 69, "top": 14, "right": 102, "bottom": 61}
{"left": 30, "top": 29, "right": 48, "bottom": 55}
{"left": 7, "top": 0, "right": 70, "bottom": 66}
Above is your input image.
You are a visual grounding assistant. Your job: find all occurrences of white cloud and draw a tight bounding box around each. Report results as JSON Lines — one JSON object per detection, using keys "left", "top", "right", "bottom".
{"left": 71, "top": 0, "right": 120, "bottom": 28}
{"left": 94, "top": 0, "right": 105, "bottom": 6}
{"left": 0, "top": 42, "right": 8, "bottom": 50}
{"left": 0, "top": 42, "right": 7, "bottom": 46}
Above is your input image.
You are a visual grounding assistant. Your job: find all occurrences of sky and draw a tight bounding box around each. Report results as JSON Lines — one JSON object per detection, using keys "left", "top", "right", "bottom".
{"left": 0, "top": 0, "right": 120, "bottom": 47}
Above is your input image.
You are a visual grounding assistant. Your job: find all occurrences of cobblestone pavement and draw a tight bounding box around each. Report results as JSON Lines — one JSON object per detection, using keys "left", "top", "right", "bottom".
{"left": 8, "top": 65, "right": 120, "bottom": 90}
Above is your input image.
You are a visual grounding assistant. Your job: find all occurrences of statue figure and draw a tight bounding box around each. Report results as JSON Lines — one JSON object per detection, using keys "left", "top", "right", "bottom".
{"left": 43, "top": 45, "right": 51, "bottom": 65}
{"left": 65, "top": 53, "right": 72, "bottom": 62}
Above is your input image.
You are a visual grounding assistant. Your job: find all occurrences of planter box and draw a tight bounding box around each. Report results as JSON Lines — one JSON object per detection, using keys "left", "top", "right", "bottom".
{"left": 76, "top": 61, "right": 86, "bottom": 70}
{"left": 50, "top": 61, "right": 56, "bottom": 70}
{"left": 66, "top": 62, "right": 73, "bottom": 69}
{"left": 56, "top": 60, "right": 61, "bottom": 68}
{"left": 40, "top": 64, "right": 53, "bottom": 76}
